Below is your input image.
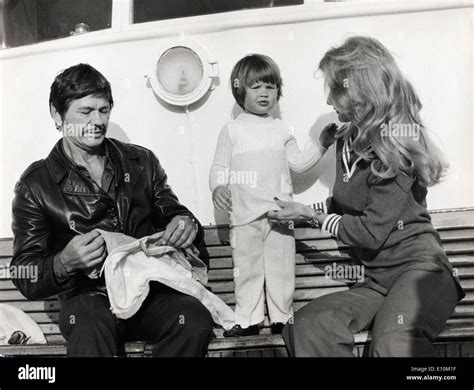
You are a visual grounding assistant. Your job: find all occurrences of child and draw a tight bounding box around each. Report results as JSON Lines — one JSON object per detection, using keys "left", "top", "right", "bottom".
{"left": 209, "top": 54, "right": 336, "bottom": 337}
{"left": 268, "top": 36, "right": 465, "bottom": 356}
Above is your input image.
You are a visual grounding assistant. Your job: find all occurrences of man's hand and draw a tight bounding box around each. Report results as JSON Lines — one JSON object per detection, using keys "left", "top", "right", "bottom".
{"left": 160, "top": 215, "right": 198, "bottom": 249}
{"left": 212, "top": 185, "right": 232, "bottom": 212}
{"left": 58, "top": 230, "right": 107, "bottom": 274}
{"left": 319, "top": 123, "right": 338, "bottom": 149}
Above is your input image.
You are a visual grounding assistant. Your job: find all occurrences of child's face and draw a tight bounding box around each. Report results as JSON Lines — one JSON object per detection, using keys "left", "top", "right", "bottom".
{"left": 243, "top": 81, "right": 278, "bottom": 116}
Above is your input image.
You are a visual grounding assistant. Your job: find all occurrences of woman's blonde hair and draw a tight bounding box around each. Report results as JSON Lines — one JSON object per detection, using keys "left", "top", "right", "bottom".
{"left": 319, "top": 36, "right": 448, "bottom": 187}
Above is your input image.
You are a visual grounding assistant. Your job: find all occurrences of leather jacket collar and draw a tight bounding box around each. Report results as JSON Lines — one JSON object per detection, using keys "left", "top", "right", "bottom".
{"left": 46, "top": 137, "right": 144, "bottom": 191}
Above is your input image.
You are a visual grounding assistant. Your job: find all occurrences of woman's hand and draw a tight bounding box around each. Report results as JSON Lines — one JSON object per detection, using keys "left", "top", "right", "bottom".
{"left": 267, "top": 200, "right": 313, "bottom": 223}
{"left": 319, "top": 123, "right": 338, "bottom": 149}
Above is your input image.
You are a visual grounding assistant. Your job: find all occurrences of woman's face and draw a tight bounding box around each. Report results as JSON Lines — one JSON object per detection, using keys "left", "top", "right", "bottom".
{"left": 326, "top": 86, "right": 352, "bottom": 123}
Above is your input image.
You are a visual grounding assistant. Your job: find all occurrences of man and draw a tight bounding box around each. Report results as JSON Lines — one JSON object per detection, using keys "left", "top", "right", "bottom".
{"left": 11, "top": 63, "right": 213, "bottom": 357}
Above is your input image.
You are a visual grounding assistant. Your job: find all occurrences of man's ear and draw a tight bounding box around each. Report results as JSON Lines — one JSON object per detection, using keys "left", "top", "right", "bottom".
{"left": 50, "top": 104, "right": 63, "bottom": 130}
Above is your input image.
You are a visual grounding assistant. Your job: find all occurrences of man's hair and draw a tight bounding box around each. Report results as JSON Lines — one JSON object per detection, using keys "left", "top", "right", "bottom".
{"left": 230, "top": 54, "right": 283, "bottom": 109}
{"left": 49, "top": 63, "right": 114, "bottom": 118}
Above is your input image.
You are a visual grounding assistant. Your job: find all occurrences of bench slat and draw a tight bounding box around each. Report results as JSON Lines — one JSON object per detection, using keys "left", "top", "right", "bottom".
{"left": 3, "top": 260, "right": 471, "bottom": 285}
{"left": 203, "top": 239, "right": 473, "bottom": 258}
{"left": 1, "top": 226, "right": 468, "bottom": 255}
{"left": 206, "top": 263, "right": 474, "bottom": 282}
{"left": 3, "top": 280, "right": 474, "bottom": 305}
{"left": 2, "top": 252, "right": 472, "bottom": 273}
{"left": 1, "top": 234, "right": 470, "bottom": 262}
{"left": 4, "top": 300, "right": 60, "bottom": 312}
{"left": 3, "top": 251, "right": 474, "bottom": 271}
{"left": 2, "top": 326, "right": 473, "bottom": 357}
{"left": 428, "top": 209, "right": 474, "bottom": 229}
{"left": 204, "top": 253, "right": 474, "bottom": 270}
{"left": 45, "top": 335, "right": 66, "bottom": 344}
{"left": 201, "top": 210, "right": 474, "bottom": 245}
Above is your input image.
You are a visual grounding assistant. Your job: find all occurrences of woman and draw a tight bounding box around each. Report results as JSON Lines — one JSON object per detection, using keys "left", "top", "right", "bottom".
{"left": 267, "top": 36, "right": 464, "bottom": 357}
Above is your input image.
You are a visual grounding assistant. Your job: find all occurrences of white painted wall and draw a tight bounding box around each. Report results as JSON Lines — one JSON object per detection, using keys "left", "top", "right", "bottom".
{"left": 0, "top": 3, "right": 472, "bottom": 236}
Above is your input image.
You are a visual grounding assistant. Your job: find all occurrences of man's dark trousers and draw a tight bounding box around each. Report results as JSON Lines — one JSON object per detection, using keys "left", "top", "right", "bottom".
{"left": 58, "top": 282, "right": 214, "bottom": 357}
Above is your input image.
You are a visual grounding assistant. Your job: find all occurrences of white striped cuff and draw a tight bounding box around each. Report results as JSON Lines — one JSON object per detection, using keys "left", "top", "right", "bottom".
{"left": 312, "top": 201, "right": 328, "bottom": 214}
{"left": 321, "top": 214, "right": 342, "bottom": 237}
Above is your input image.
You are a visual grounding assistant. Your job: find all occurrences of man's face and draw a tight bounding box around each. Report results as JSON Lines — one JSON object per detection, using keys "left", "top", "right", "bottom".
{"left": 61, "top": 95, "right": 111, "bottom": 152}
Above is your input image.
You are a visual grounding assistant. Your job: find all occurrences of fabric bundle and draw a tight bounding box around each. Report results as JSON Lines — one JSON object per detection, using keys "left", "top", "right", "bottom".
{"left": 98, "top": 230, "right": 235, "bottom": 330}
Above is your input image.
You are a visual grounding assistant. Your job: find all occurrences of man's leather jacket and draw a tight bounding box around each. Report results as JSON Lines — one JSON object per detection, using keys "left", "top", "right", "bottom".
{"left": 11, "top": 137, "right": 203, "bottom": 302}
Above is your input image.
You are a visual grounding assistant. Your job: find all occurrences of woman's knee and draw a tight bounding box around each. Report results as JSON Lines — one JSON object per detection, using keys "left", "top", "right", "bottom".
{"left": 370, "top": 327, "right": 435, "bottom": 357}
{"left": 294, "top": 304, "right": 343, "bottom": 336}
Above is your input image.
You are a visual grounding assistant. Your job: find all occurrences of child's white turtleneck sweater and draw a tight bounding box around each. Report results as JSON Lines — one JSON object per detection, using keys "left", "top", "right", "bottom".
{"left": 210, "top": 112, "right": 326, "bottom": 226}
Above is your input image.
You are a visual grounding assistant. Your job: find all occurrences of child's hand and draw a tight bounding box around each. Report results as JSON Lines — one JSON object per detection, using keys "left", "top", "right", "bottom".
{"left": 212, "top": 186, "right": 232, "bottom": 212}
{"left": 319, "top": 123, "right": 338, "bottom": 149}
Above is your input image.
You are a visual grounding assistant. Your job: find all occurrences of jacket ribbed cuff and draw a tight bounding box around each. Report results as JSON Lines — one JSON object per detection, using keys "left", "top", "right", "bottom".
{"left": 321, "top": 213, "right": 342, "bottom": 237}
{"left": 312, "top": 201, "right": 328, "bottom": 214}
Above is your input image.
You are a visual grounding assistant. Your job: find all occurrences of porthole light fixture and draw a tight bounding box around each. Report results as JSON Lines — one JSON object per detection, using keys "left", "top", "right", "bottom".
{"left": 148, "top": 37, "right": 219, "bottom": 106}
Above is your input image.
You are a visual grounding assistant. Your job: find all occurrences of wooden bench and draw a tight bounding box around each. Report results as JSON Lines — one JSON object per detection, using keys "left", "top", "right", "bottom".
{"left": 0, "top": 208, "right": 473, "bottom": 357}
